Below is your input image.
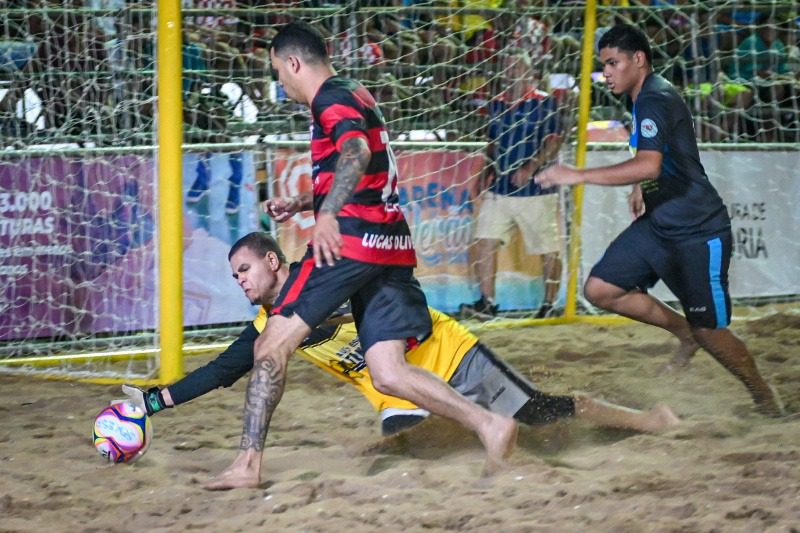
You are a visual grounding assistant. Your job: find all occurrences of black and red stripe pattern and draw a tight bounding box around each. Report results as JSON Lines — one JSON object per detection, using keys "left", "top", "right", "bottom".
{"left": 310, "top": 76, "right": 416, "bottom": 266}
{"left": 270, "top": 257, "right": 315, "bottom": 316}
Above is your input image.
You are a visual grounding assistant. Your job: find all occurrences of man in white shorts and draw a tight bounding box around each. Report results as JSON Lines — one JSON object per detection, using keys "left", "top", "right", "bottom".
{"left": 460, "top": 48, "right": 564, "bottom": 319}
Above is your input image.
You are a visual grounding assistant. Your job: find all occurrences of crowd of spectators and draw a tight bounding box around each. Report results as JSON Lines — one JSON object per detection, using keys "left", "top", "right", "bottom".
{"left": 0, "top": 1, "right": 798, "bottom": 146}
{"left": 612, "top": 2, "right": 800, "bottom": 142}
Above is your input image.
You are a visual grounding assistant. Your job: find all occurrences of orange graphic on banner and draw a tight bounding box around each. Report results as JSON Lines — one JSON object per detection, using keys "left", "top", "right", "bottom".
{"left": 270, "top": 148, "right": 544, "bottom": 287}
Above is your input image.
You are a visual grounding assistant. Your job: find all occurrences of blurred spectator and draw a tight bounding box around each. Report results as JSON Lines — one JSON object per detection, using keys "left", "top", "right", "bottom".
{"left": 460, "top": 48, "right": 564, "bottom": 319}
{"left": 726, "top": 15, "right": 792, "bottom": 105}
{"left": 503, "top": 0, "right": 550, "bottom": 60}
{"left": 24, "top": 4, "right": 111, "bottom": 138}
{"left": 359, "top": 1, "right": 416, "bottom": 63}
{"left": 498, "top": 0, "right": 577, "bottom": 118}
{"left": 340, "top": 18, "right": 386, "bottom": 73}
{"left": 0, "top": 8, "right": 40, "bottom": 139}
{"left": 183, "top": 0, "right": 246, "bottom": 83}
{"left": 231, "top": 1, "right": 300, "bottom": 111}
{"left": 436, "top": 0, "right": 500, "bottom": 112}
{"left": 184, "top": 0, "right": 238, "bottom": 31}
{"left": 119, "top": 6, "right": 159, "bottom": 140}
{"left": 713, "top": 1, "right": 760, "bottom": 57}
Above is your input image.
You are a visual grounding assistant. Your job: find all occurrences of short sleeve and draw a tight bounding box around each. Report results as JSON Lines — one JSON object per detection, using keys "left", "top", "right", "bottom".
{"left": 315, "top": 92, "right": 369, "bottom": 152}
{"left": 633, "top": 94, "right": 670, "bottom": 153}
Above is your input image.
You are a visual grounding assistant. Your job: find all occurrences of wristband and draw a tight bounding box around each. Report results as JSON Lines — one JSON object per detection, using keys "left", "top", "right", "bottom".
{"left": 144, "top": 387, "right": 169, "bottom": 416}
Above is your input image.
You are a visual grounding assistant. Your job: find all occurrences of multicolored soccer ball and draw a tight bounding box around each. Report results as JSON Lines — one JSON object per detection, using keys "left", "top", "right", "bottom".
{"left": 93, "top": 401, "right": 152, "bottom": 463}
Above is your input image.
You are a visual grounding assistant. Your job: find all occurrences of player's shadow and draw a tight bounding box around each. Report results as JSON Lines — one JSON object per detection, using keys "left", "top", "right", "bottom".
{"left": 361, "top": 417, "right": 638, "bottom": 475}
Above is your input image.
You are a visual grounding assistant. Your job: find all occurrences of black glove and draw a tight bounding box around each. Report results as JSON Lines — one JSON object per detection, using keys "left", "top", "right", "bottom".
{"left": 121, "top": 384, "right": 169, "bottom": 416}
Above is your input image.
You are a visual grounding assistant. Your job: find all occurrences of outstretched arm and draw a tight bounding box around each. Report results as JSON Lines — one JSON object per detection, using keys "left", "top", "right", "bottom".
{"left": 535, "top": 149, "right": 663, "bottom": 188}
{"left": 165, "top": 324, "right": 259, "bottom": 405}
{"left": 122, "top": 324, "right": 258, "bottom": 415}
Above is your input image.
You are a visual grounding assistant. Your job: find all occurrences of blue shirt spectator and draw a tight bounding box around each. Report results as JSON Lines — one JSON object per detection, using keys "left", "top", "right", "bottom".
{"left": 487, "top": 89, "right": 560, "bottom": 197}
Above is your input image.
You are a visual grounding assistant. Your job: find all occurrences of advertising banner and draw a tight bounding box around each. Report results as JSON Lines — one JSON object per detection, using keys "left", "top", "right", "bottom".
{"left": 0, "top": 156, "right": 157, "bottom": 340}
{"left": 0, "top": 152, "right": 259, "bottom": 342}
{"left": 272, "top": 149, "right": 553, "bottom": 313}
{"left": 581, "top": 149, "right": 800, "bottom": 301}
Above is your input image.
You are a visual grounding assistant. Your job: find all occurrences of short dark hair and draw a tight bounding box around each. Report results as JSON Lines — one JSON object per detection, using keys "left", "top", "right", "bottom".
{"left": 228, "top": 232, "right": 287, "bottom": 264}
{"left": 269, "top": 21, "right": 329, "bottom": 65}
{"left": 597, "top": 24, "right": 652, "bottom": 65}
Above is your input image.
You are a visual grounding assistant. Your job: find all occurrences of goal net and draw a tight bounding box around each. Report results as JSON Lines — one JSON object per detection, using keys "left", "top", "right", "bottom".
{"left": 0, "top": 4, "right": 164, "bottom": 381}
{"left": 0, "top": 3, "right": 263, "bottom": 382}
{"left": 265, "top": 2, "right": 799, "bottom": 325}
{"left": 1, "top": 2, "right": 797, "bottom": 383}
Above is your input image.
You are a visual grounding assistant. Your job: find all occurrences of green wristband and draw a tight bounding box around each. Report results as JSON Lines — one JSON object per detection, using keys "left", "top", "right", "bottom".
{"left": 144, "top": 387, "right": 168, "bottom": 416}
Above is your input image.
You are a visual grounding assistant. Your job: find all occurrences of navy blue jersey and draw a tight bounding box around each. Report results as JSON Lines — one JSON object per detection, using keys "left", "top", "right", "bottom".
{"left": 630, "top": 74, "right": 730, "bottom": 238}
{"left": 488, "top": 88, "right": 559, "bottom": 197}
{"left": 310, "top": 76, "right": 415, "bottom": 266}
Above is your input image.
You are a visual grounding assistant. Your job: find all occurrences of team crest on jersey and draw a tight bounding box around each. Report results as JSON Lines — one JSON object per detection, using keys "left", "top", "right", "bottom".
{"left": 641, "top": 118, "right": 658, "bottom": 138}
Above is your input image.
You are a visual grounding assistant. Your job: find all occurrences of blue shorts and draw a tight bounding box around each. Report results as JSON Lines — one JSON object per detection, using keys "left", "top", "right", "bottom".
{"left": 271, "top": 247, "right": 432, "bottom": 353}
{"left": 589, "top": 219, "right": 732, "bottom": 329}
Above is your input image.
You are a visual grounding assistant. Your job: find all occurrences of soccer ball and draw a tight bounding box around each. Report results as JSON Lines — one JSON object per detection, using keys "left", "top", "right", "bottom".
{"left": 93, "top": 401, "right": 152, "bottom": 463}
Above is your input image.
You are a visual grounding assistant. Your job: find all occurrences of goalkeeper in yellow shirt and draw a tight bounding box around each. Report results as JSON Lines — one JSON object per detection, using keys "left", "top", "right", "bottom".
{"left": 124, "top": 232, "right": 679, "bottom": 436}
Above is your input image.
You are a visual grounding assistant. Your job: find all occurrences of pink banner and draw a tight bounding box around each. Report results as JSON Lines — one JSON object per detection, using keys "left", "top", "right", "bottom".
{"left": 0, "top": 157, "right": 157, "bottom": 340}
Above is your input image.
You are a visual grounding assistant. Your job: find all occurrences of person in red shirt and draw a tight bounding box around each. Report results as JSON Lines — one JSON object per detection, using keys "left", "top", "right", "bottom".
{"left": 206, "top": 21, "right": 517, "bottom": 490}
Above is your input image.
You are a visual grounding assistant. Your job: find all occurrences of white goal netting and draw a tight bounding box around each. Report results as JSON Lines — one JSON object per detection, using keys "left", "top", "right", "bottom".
{"left": 1, "top": 2, "right": 797, "bottom": 382}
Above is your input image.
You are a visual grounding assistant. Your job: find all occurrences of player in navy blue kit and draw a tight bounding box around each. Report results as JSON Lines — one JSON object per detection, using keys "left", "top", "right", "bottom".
{"left": 536, "top": 24, "right": 782, "bottom": 416}
{"left": 207, "top": 22, "right": 517, "bottom": 490}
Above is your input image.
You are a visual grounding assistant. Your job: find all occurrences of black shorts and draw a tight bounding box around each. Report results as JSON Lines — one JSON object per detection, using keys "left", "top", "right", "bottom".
{"left": 590, "top": 219, "right": 732, "bottom": 329}
{"left": 271, "top": 248, "right": 432, "bottom": 353}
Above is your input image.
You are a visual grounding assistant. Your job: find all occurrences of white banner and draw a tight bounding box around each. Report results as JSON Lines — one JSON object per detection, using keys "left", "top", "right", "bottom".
{"left": 182, "top": 152, "right": 260, "bottom": 325}
{"left": 581, "top": 149, "right": 800, "bottom": 300}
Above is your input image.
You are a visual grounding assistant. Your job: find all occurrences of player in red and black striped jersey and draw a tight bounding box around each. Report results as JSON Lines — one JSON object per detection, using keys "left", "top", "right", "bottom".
{"left": 209, "top": 22, "right": 517, "bottom": 490}
{"left": 309, "top": 75, "right": 416, "bottom": 266}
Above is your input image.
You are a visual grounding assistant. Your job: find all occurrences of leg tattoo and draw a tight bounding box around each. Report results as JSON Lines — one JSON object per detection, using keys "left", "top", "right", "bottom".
{"left": 239, "top": 358, "right": 287, "bottom": 451}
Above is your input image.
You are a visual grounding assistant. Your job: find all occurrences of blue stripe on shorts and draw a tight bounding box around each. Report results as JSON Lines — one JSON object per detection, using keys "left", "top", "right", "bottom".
{"left": 707, "top": 238, "right": 727, "bottom": 328}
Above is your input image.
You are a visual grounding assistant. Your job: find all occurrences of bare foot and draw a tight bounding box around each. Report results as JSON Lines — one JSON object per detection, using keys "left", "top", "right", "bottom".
{"left": 644, "top": 404, "right": 681, "bottom": 433}
{"left": 479, "top": 415, "right": 518, "bottom": 477}
{"left": 661, "top": 337, "right": 700, "bottom": 373}
{"left": 203, "top": 452, "right": 261, "bottom": 491}
{"left": 752, "top": 385, "right": 785, "bottom": 418}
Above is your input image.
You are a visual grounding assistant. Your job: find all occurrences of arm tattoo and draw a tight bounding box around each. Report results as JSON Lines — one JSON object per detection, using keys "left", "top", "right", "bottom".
{"left": 239, "top": 358, "right": 287, "bottom": 451}
{"left": 320, "top": 136, "right": 371, "bottom": 215}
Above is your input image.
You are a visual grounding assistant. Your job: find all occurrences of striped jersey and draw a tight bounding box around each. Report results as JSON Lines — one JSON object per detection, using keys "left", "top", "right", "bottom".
{"left": 310, "top": 76, "right": 416, "bottom": 265}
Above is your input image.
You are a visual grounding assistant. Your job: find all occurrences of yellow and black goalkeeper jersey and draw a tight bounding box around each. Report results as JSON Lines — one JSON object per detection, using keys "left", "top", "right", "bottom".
{"left": 168, "top": 305, "right": 478, "bottom": 413}
{"left": 253, "top": 306, "right": 478, "bottom": 413}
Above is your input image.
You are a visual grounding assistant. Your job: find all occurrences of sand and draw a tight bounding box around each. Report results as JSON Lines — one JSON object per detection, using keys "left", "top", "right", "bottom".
{"left": 1, "top": 314, "right": 799, "bottom": 532}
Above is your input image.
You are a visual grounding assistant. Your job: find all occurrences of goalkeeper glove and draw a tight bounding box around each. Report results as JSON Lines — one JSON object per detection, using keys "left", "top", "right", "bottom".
{"left": 121, "top": 384, "right": 170, "bottom": 416}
